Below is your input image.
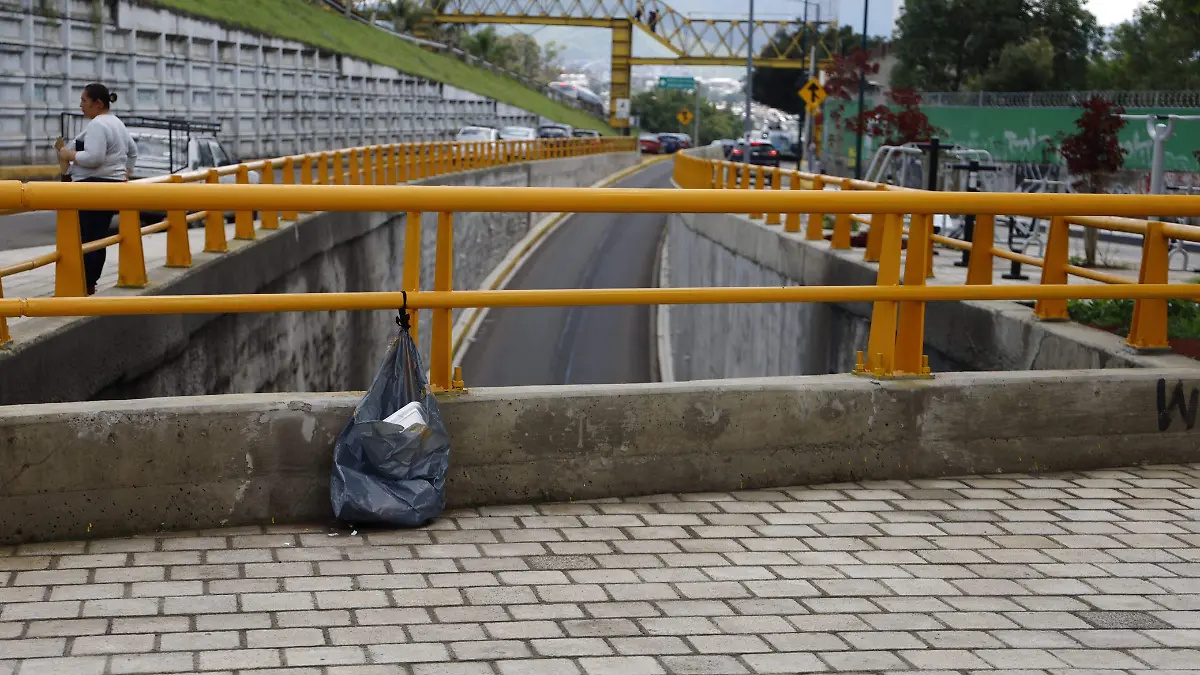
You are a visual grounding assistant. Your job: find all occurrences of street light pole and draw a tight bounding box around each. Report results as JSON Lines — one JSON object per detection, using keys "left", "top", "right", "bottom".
{"left": 854, "top": 0, "right": 868, "bottom": 179}
{"left": 743, "top": 0, "right": 754, "bottom": 166}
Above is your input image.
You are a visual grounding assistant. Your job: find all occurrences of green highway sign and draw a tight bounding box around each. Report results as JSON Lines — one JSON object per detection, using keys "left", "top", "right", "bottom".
{"left": 657, "top": 76, "right": 696, "bottom": 90}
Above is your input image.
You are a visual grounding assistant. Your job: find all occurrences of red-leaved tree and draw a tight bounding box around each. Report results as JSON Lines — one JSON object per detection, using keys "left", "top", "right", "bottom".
{"left": 843, "top": 88, "right": 941, "bottom": 146}
{"left": 824, "top": 48, "right": 879, "bottom": 129}
{"left": 1057, "top": 97, "right": 1128, "bottom": 266}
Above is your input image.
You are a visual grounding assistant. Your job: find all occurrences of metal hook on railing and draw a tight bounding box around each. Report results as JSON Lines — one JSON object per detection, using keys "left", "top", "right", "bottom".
{"left": 396, "top": 290, "right": 411, "bottom": 331}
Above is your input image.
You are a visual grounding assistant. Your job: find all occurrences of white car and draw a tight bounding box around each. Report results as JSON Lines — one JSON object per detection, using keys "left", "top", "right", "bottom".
{"left": 455, "top": 126, "right": 498, "bottom": 143}
{"left": 129, "top": 132, "right": 261, "bottom": 224}
{"left": 498, "top": 126, "right": 536, "bottom": 141}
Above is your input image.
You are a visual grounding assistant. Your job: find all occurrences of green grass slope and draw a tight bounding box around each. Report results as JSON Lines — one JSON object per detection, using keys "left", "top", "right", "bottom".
{"left": 145, "top": 0, "right": 613, "bottom": 134}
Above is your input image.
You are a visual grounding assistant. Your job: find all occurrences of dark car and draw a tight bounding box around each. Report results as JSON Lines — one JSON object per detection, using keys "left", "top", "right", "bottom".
{"left": 729, "top": 141, "right": 780, "bottom": 167}
{"left": 538, "top": 124, "right": 571, "bottom": 139}
{"left": 657, "top": 133, "right": 682, "bottom": 154}
{"left": 660, "top": 133, "right": 692, "bottom": 149}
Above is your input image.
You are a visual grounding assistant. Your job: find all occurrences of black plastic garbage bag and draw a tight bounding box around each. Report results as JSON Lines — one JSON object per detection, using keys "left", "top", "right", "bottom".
{"left": 330, "top": 317, "right": 450, "bottom": 527}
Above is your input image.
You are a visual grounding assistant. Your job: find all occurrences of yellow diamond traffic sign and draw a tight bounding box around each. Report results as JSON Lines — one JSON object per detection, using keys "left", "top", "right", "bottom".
{"left": 677, "top": 108, "right": 694, "bottom": 126}
{"left": 798, "top": 78, "right": 826, "bottom": 112}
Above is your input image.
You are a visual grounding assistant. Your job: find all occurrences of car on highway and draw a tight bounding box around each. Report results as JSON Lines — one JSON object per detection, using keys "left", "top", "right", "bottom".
{"left": 661, "top": 133, "right": 691, "bottom": 149}
{"left": 657, "top": 133, "right": 682, "bottom": 154}
{"left": 455, "top": 126, "right": 498, "bottom": 143}
{"left": 571, "top": 129, "right": 601, "bottom": 139}
{"left": 729, "top": 140, "right": 781, "bottom": 167}
{"left": 129, "top": 130, "right": 261, "bottom": 225}
{"left": 638, "top": 133, "right": 661, "bottom": 154}
{"left": 538, "top": 124, "right": 572, "bottom": 139}
{"left": 498, "top": 126, "right": 537, "bottom": 141}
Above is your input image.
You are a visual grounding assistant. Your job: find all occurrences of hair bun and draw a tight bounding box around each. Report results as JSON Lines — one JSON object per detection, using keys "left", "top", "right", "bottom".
{"left": 109, "top": 93, "right": 118, "bottom": 103}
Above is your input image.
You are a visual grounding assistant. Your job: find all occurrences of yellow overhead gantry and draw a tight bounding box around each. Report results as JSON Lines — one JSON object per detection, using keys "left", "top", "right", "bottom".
{"left": 426, "top": 0, "right": 833, "bottom": 128}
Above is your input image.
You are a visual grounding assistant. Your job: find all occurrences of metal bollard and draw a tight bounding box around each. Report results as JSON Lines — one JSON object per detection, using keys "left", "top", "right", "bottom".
{"left": 1002, "top": 216, "right": 1030, "bottom": 280}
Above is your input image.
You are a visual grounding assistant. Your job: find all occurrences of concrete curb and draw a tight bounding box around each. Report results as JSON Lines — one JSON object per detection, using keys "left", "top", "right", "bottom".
{"left": 452, "top": 155, "right": 671, "bottom": 369}
{"left": 4, "top": 367, "right": 1200, "bottom": 544}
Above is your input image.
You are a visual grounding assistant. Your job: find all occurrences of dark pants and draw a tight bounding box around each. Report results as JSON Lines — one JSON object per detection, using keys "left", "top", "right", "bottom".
{"left": 75, "top": 177, "right": 120, "bottom": 292}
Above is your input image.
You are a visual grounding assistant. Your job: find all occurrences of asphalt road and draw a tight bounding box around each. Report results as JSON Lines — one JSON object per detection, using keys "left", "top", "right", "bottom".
{"left": 459, "top": 160, "right": 674, "bottom": 387}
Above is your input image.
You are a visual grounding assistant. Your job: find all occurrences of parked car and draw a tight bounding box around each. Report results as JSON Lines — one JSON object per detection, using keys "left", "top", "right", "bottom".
{"left": 129, "top": 131, "right": 260, "bottom": 225}
{"left": 729, "top": 140, "right": 781, "bottom": 167}
{"left": 538, "top": 124, "right": 571, "bottom": 139}
{"left": 638, "top": 133, "right": 661, "bottom": 154}
{"left": 572, "top": 129, "right": 601, "bottom": 139}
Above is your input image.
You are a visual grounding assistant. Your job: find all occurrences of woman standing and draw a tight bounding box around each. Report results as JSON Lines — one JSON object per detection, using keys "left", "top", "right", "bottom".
{"left": 56, "top": 83, "right": 138, "bottom": 295}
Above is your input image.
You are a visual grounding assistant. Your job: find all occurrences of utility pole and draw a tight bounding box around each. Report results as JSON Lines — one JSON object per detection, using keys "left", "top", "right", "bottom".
{"left": 803, "top": 3, "right": 820, "bottom": 171}
{"left": 693, "top": 83, "right": 701, "bottom": 145}
{"left": 743, "top": 0, "right": 754, "bottom": 166}
{"left": 854, "top": 0, "right": 869, "bottom": 179}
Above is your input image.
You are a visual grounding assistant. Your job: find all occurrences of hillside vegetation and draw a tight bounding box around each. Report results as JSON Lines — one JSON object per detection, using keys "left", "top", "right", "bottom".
{"left": 146, "top": 0, "right": 613, "bottom": 133}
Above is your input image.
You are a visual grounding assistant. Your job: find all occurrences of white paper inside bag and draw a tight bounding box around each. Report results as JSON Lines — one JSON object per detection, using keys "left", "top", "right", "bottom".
{"left": 382, "top": 401, "right": 427, "bottom": 430}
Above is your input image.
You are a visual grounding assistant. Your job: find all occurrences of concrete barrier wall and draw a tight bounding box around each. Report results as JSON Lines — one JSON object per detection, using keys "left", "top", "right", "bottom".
{"left": 0, "top": 152, "right": 640, "bottom": 405}
{"left": 665, "top": 210, "right": 1200, "bottom": 379}
{"left": 3, "top": 368, "right": 1200, "bottom": 544}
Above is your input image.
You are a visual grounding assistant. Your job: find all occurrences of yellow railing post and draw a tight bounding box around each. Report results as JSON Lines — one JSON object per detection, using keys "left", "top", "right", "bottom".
{"left": 363, "top": 147, "right": 376, "bottom": 185}
{"left": 766, "top": 169, "right": 783, "bottom": 225}
{"left": 1128, "top": 220, "right": 1171, "bottom": 350}
{"left": 784, "top": 172, "right": 802, "bottom": 232}
{"left": 332, "top": 152, "right": 345, "bottom": 186}
{"left": 863, "top": 185, "right": 889, "bottom": 262}
{"left": 403, "top": 211, "right": 422, "bottom": 348}
{"left": 375, "top": 146, "right": 386, "bottom": 185}
{"left": 259, "top": 160, "right": 279, "bottom": 230}
{"left": 234, "top": 165, "right": 255, "bottom": 240}
{"left": 318, "top": 153, "right": 330, "bottom": 186}
{"left": 299, "top": 155, "right": 314, "bottom": 215}
{"left": 204, "top": 169, "right": 227, "bottom": 253}
{"left": 397, "top": 145, "right": 408, "bottom": 183}
{"left": 858, "top": 212, "right": 905, "bottom": 376}
{"left": 281, "top": 157, "right": 299, "bottom": 221}
{"left": 116, "top": 210, "right": 147, "bottom": 288}
{"left": 165, "top": 174, "right": 192, "bottom": 265}
{"left": 894, "top": 213, "right": 932, "bottom": 376}
{"left": 348, "top": 149, "right": 361, "bottom": 185}
{"left": 440, "top": 142, "right": 450, "bottom": 175}
{"left": 805, "top": 176, "right": 825, "bottom": 240}
{"left": 1034, "top": 216, "right": 1070, "bottom": 321}
{"left": 0, "top": 277, "right": 10, "bottom": 346}
{"left": 724, "top": 162, "right": 736, "bottom": 190}
{"left": 750, "top": 167, "right": 764, "bottom": 220}
{"left": 54, "top": 210, "right": 87, "bottom": 297}
{"left": 430, "top": 211, "right": 454, "bottom": 392}
{"left": 965, "top": 214, "right": 995, "bottom": 285}
{"left": 386, "top": 145, "right": 396, "bottom": 184}
{"left": 831, "top": 183, "right": 854, "bottom": 250}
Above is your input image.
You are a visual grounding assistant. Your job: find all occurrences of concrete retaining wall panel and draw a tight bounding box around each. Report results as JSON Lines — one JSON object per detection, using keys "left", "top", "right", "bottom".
{"left": 2, "top": 368, "right": 1198, "bottom": 544}
{"left": 666, "top": 210, "right": 1200, "bottom": 378}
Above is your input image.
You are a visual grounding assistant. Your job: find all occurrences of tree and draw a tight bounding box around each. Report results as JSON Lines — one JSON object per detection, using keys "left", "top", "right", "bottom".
{"left": 842, "top": 88, "right": 942, "bottom": 146}
{"left": 892, "top": 0, "right": 1032, "bottom": 91}
{"left": 1034, "top": 0, "right": 1102, "bottom": 90}
{"left": 1055, "top": 97, "right": 1128, "bottom": 266}
{"left": 1090, "top": 0, "right": 1200, "bottom": 90}
{"left": 969, "top": 37, "right": 1054, "bottom": 91}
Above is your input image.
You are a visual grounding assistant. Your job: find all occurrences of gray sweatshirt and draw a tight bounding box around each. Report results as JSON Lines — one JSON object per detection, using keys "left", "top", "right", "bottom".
{"left": 69, "top": 113, "right": 138, "bottom": 181}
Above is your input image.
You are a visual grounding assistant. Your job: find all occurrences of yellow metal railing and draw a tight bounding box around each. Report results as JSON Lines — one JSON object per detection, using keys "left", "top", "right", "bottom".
{"left": 0, "top": 136, "right": 633, "bottom": 342}
{"left": 674, "top": 151, "right": 1200, "bottom": 370}
{"left": 1, "top": 176, "right": 1199, "bottom": 390}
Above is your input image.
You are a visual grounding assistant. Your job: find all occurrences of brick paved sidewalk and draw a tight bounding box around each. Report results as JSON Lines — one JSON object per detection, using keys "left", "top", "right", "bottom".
{"left": 3, "top": 464, "right": 1200, "bottom": 674}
